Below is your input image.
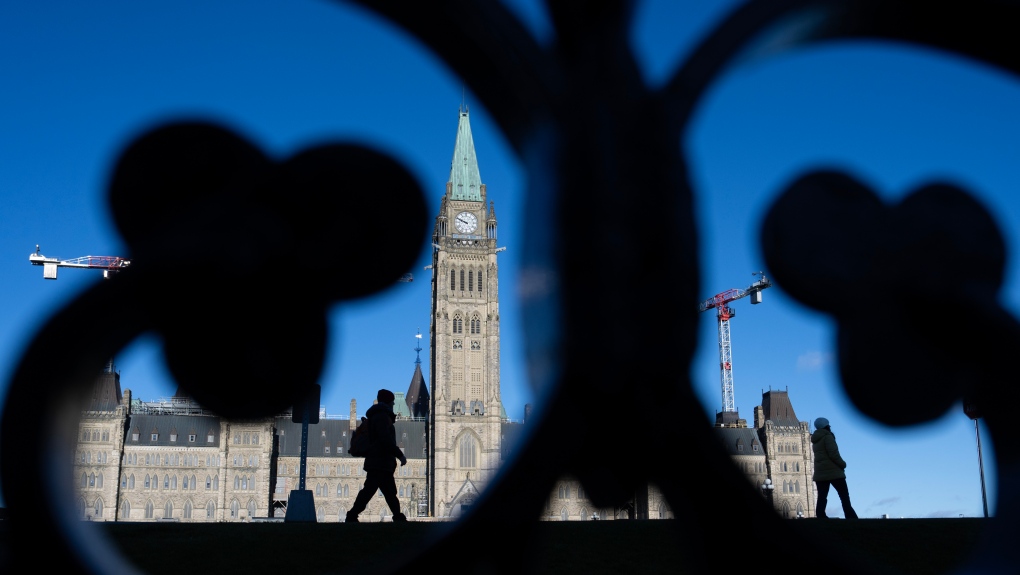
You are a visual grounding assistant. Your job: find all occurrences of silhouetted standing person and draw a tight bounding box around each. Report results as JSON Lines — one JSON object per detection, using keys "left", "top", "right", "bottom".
{"left": 812, "top": 417, "right": 858, "bottom": 519}
{"left": 346, "top": 389, "right": 407, "bottom": 522}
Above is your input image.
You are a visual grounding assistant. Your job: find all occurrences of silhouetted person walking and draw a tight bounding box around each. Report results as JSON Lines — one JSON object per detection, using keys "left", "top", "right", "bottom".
{"left": 346, "top": 389, "right": 408, "bottom": 523}
{"left": 812, "top": 417, "right": 858, "bottom": 519}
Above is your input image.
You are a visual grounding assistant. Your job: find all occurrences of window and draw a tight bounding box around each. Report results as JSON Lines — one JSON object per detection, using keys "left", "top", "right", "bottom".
{"left": 184, "top": 500, "right": 193, "bottom": 519}
{"left": 453, "top": 340, "right": 463, "bottom": 350}
{"left": 132, "top": 432, "right": 139, "bottom": 442}
{"left": 164, "top": 501, "right": 173, "bottom": 519}
{"left": 151, "top": 433, "right": 158, "bottom": 441}
{"left": 144, "top": 475, "right": 150, "bottom": 489}
{"left": 170, "top": 433, "right": 177, "bottom": 442}
{"left": 207, "top": 433, "right": 215, "bottom": 443}
{"left": 324, "top": 446, "right": 330, "bottom": 454}
{"left": 459, "top": 434, "right": 477, "bottom": 468}
{"left": 121, "top": 500, "right": 130, "bottom": 519}
{"left": 164, "top": 475, "right": 170, "bottom": 489}
{"left": 468, "top": 270, "right": 473, "bottom": 291}
{"left": 460, "top": 269, "right": 465, "bottom": 291}
{"left": 234, "top": 434, "right": 241, "bottom": 444}
{"left": 206, "top": 476, "right": 212, "bottom": 490}
{"left": 470, "top": 317, "right": 481, "bottom": 334}
{"left": 453, "top": 315, "right": 463, "bottom": 334}
{"left": 450, "top": 269, "right": 456, "bottom": 291}
{"left": 230, "top": 500, "right": 240, "bottom": 519}
{"left": 471, "top": 340, "right": 480, "bottom": 351}
{"left": 145, "top": 501, "right": 154, "bottom": 519}
{"left": 207, "top": 501, "right": 215, "bottom": 519}
{"left": 189, "top": 434, "right": 196, "bottom": 443}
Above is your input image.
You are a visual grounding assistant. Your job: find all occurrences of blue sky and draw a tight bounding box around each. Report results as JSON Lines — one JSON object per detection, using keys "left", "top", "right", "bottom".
{"left": 2, "top": 0, "right": 1017, "bottom": 518}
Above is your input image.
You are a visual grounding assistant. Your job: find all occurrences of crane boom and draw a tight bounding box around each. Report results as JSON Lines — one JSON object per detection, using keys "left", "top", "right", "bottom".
{"left": 699, "top": 272, "right": 772, "bottom": 415}
{"left": 30, "top": 245, "right": 412, "bottom": 283}
{"left": 29, "top": 246, "right": 131, "bottom": 280}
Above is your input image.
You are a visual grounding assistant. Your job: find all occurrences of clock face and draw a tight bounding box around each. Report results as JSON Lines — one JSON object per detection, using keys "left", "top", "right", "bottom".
{"left": 454, "top": 211, "right": 478, "bottom": 233}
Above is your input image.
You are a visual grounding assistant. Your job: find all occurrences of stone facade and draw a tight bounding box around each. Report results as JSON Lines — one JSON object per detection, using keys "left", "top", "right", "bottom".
{"left": 70, "top": 111, "right": 812, "bottom": 523}
{"left": 428, "top": 108, "right": 504, "bottom": 518}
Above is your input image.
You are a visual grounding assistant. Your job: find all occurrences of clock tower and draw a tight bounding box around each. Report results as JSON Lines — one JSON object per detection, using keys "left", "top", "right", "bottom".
{"left": 429, "top": 108, "right": 502, "bottom": 517}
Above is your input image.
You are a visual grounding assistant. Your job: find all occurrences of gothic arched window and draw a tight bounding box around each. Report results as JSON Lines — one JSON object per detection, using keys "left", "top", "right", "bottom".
{"left": 164, "top": 501, "right": 173, "bottom": 519}
{"left": 458, "top": 434, "right": 477, "bottom": 468}
{"left": 460, "top": 269, "right": 465, "bottom": 291}
{"left": 450, "top": 269, "right": 455, "bottom": 291}
{"left": 468, "top": 270, "right": 473, "bottom": 291}
{"left": 453, "top": 314, "right": 463, "bottom": 334}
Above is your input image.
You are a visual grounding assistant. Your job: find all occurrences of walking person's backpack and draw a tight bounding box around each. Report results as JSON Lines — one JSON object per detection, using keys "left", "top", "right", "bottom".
{"left": 349, "top": 416, "right": 371, "bottom": 457}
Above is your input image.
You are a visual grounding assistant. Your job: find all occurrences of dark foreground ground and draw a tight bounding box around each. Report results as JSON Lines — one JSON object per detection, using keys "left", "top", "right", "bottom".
{"left": 0, "top": 517, "right": 990, "bottom": 574}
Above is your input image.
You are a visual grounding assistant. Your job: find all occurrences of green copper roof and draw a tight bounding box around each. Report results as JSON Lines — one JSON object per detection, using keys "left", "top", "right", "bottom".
{"left": 448, "top": 109, "right": 483, "bottom": 201}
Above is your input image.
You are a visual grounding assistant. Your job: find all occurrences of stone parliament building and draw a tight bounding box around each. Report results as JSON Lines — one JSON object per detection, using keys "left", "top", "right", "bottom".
{"left": 72, "top": 110, "right": 815, "bottom": 522}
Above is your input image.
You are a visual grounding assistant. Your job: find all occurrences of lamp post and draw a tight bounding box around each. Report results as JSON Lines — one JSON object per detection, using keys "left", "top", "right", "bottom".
{"left": 963, "top": 400, "right": 990, "bottom": 518}
{"left": 760, "top": 478, "right": 775, "bottom": 510}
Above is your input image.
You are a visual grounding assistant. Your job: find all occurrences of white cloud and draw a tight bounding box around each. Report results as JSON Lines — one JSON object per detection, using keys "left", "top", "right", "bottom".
{"left": 796, "top": 351, "right": 833, "bottom": 371}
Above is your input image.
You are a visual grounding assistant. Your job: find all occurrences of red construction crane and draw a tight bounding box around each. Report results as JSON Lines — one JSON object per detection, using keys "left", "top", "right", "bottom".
{"left": 698, "top": 272, "right": 772, "bottom": 415}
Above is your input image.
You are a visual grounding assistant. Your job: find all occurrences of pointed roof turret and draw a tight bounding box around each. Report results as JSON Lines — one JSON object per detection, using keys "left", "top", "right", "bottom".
{"left": 405, "top": 331, "right": 430, "bottom": 418}
{"left": 85, "top": 361, "right": 122, "bottom": 412}
{"left": 448, "top": 107, "right": 484, "bottom": 202}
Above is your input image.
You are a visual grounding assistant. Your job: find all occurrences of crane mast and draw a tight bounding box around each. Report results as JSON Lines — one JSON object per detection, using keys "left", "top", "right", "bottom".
{"left": 698, "top": 272, "right": 772, "bottom": 417}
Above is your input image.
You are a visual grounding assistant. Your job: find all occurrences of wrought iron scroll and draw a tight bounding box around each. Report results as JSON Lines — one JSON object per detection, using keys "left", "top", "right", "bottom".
{"left": 3, "top": 0, "right": 1020, "bottom": 572}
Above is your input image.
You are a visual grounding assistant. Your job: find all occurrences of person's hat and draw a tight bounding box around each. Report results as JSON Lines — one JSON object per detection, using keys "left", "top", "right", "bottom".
{"left": 377, "top": 389, "right": 395, "bottom": 404}
{"left": 814, "top": 417, "right": 830, "bottom": 430}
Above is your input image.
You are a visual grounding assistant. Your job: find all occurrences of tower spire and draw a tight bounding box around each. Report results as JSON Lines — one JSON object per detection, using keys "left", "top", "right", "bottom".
{"left": 406, "top": 330, "right": 429, "bottom": 419}
{"left": 448, "top": 108, "right": 483, "bottom": 201}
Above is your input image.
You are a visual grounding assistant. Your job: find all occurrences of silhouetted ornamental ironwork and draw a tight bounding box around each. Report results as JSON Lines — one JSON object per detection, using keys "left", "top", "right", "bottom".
{"left": 3, "top": 1, "right": 1020, "bottom": 573}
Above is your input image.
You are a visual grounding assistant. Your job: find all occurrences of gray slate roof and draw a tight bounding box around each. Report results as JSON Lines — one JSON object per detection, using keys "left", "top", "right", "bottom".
{"left": 274, "top": 417, "right": 427, "bottom": 459}
{"left": 85, "top": 371, "right": 122, "bottom": 412}
{"left": 126, "top": 414, "right": 221, "bottom": 447}
{"left": 761, "top": 390, "right": 801, "bottom": 428}
{"left": 713, "top": 427, "right": 765, "bottom": 457}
